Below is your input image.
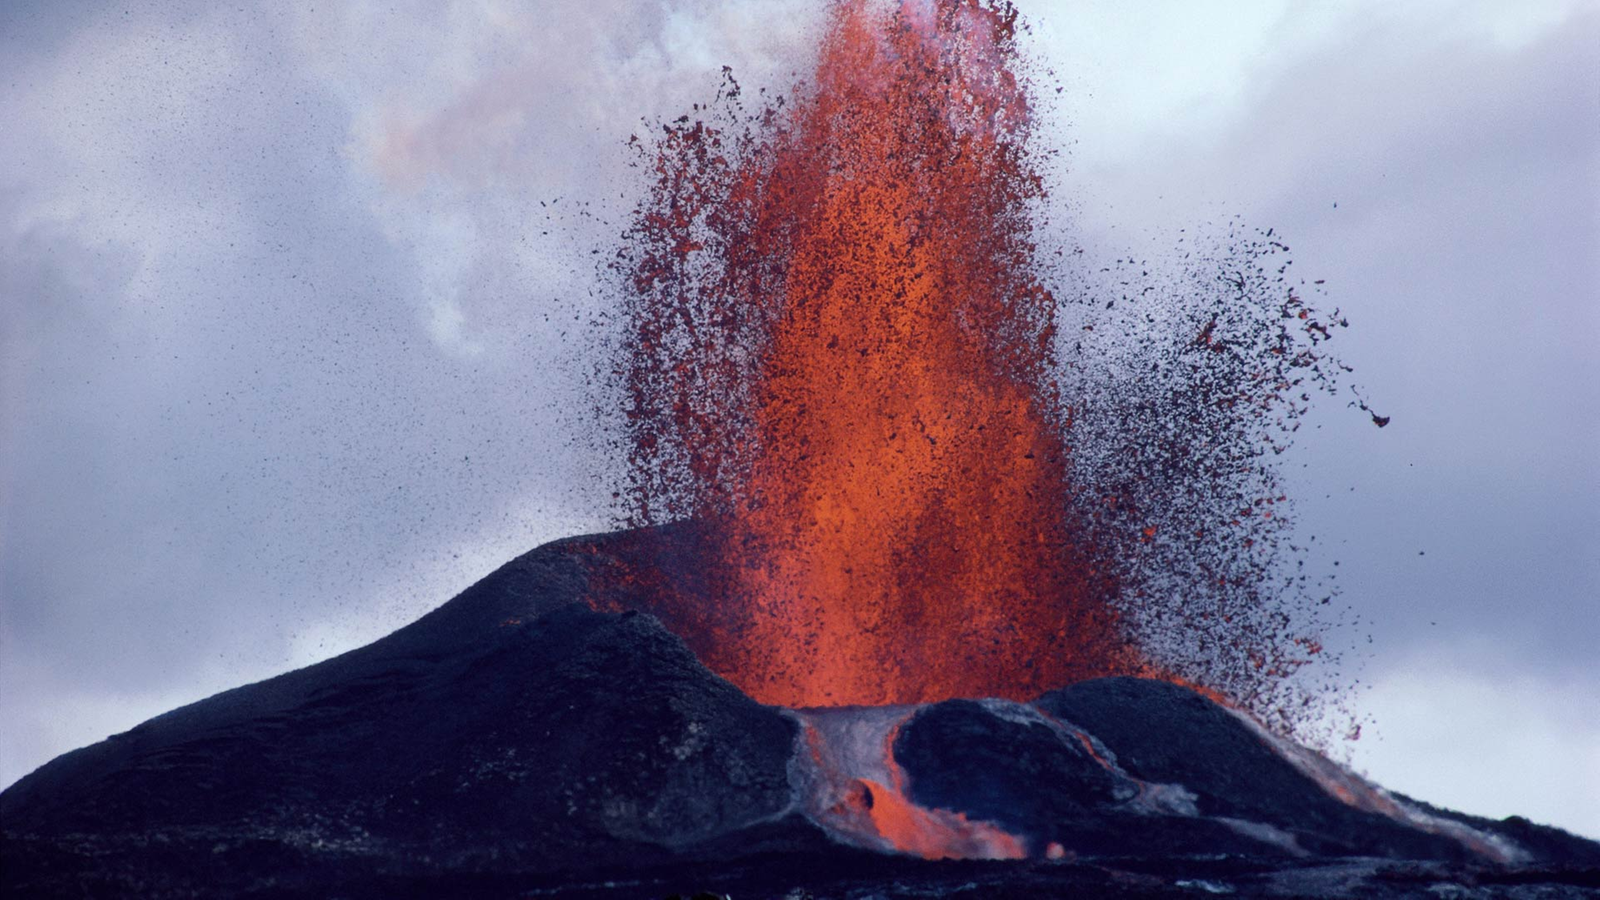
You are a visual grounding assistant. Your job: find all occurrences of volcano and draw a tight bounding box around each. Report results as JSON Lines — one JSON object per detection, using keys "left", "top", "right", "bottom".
{"left": 7, "top": 3, "right": 1592, "bottom": 897}
{"left": 3, "top": 524, "right": 1597, "bottom": 899}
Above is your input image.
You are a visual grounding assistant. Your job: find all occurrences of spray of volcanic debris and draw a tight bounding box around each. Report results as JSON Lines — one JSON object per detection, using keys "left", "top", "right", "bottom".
{"left": 604, "top": 0, "right": 1375, "bottom": 738}
{"left": 1058, "top": 226, "right": 1380, "bottom": 736}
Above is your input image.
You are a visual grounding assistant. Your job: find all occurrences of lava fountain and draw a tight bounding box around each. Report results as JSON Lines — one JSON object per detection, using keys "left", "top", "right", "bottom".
{"left": 610, "top": 0, "right": 1350, "bottom": 724}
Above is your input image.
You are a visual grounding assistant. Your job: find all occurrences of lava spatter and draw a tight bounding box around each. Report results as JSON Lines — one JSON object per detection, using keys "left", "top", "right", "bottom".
{"left": 615, "top": 0, "right": 1134, "bottom": 708}
{"left": 609, "top": 0, "right": 1366, "bottom": 734}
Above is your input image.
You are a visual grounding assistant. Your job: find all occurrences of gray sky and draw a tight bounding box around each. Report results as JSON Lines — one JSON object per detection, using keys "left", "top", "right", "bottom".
{"left": 2, "top": 0, "right": 1596, "bottom": 838}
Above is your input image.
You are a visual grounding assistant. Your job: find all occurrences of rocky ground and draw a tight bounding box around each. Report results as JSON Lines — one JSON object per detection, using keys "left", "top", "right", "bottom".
{"left": 4, "top": 525, "right": 1597, "bottom": 898}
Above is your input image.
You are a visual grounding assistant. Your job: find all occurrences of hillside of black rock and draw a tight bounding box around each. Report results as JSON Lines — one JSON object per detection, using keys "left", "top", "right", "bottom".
{"left": 4, "top": 524, "right": 1597, "bottom": 899}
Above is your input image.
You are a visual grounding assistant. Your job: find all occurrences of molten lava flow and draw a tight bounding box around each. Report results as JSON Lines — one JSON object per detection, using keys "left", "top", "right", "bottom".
{"left": 618, "top": 0, "right": 1140, "bottom": 707}
{"left": 793, "top": 705, "right": 1026, "bottom": 860}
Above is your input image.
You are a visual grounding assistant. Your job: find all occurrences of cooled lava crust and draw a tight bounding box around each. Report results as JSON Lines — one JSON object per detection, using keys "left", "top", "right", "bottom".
{"left": 3, "top": 524, "right": 1597, "bottom": 899}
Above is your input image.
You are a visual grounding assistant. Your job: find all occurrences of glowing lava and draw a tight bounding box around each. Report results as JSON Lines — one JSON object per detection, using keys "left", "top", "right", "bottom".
{"left": 610, "top": 0, "right": 1363, "bottom": 732}
{"left": 617, "top": 0, "right": 1141, "bottom": 707}
{"left": 793, "top": 705, "right": 1027, "bottom": 860}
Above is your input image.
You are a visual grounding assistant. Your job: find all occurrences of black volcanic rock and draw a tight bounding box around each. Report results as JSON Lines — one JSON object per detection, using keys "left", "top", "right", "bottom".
{"left": 893, "top": 700, "right": 1125, "bottom": 829}
{"left": 5, "top": 524, "right": 1599, "bottom": 899}
{"left": 1035, "top": 677, "right": 1479, "bottom": 861}
{"left": 1032, "top": 678, "right": 1600, "bottom": 872}
{"left": 6, "top": 604, "right": 797, "bottom": 847}
{"left": 2, "top": 530, "right": 818, "bottom": 897}
{"left": 891, "top": 698, "right": 1266, "bottom": 860}
{"left": 1039, "top": 677, "right": 1345, "bottom": 823}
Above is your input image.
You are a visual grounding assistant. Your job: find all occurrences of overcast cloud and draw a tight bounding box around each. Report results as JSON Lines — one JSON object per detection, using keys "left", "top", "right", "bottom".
{"left": 2, "top": 0, "right": 1595, "bottom": 838}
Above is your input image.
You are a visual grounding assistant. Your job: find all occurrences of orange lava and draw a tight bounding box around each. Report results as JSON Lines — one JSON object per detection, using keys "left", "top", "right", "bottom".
{"left": 618, "top": 0, "right": 1144, "bottom": 707}
{"left": 858, "top": 778, "right": 1027, "bottom": 860}
{"left": 791, "top": 706, "right": 1028, "bottom": 860}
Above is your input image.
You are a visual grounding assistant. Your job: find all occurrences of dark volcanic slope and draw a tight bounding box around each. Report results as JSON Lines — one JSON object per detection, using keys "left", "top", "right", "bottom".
{"left": 5, "top": 524, "right": 1599, "bottom": 899}
{"left": 1, "top": 526, "right": 824, "bottom": 897}
{"left": 1036, "top": 678, "right": 1470, "bottom": 860}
